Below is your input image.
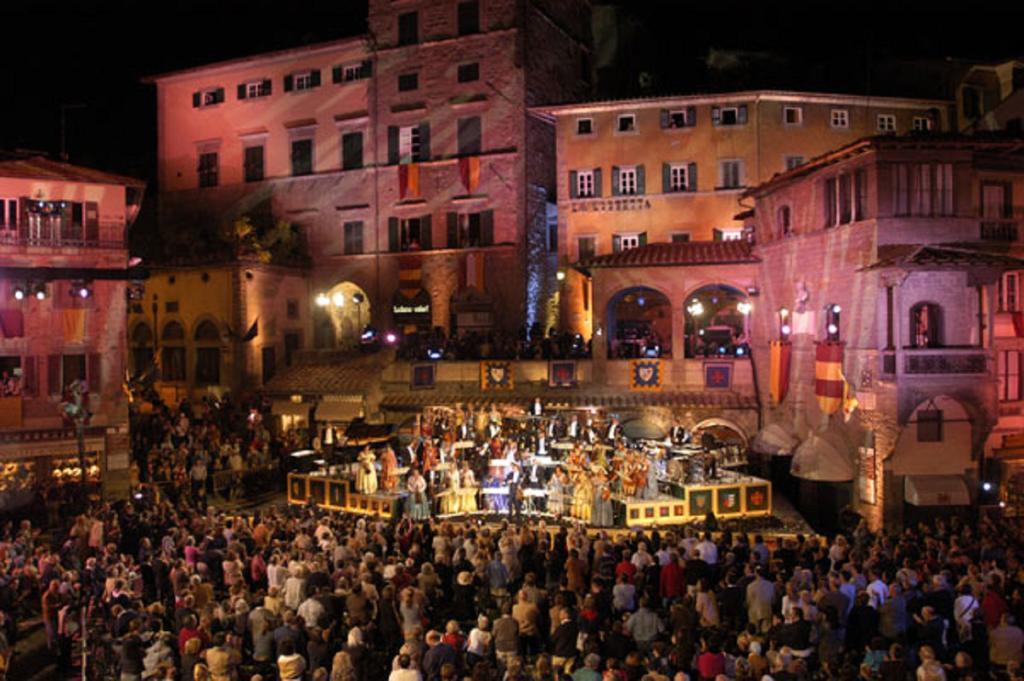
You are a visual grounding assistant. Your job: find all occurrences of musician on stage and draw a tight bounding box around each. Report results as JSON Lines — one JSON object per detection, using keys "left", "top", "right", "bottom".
{"left": 591, "top": 470, "right": 614, "bottom": 527}
{"left": 422, "top": 439, "right": 440, "bottom": 488}
{"left": 456, "top": 415, "right": 474, "bottom": 442}
{"left": 567, "top": 415, "right": 581, "bottom": 440}
{"left": 483, "top": 469, "right": 508, "bottom": 513}
{"left": 403, "top": 438, "right": 420, "bottom": 468}
{"left": 406, "top": 468, "right": 430, "bottom": 520}
{"left": 355, "top": 447, "right": 378, "bottom": 494}
{"left": 548, "top": 468, "right": 568, "bottom": 516}
{"left": 507, "top": 462, "right": 522, "bottom": 518}
{"left": 380, "top": 445, "right": 400, "bottom": 492}
{"left": 531, "top": 397, "right": 543, "bottom": 416}
{"left": 671, "top": 423, "right": 691, "bottom": 445}
{"left": 485, "top": 417, "right": 501, "bottom": 440}
{"left": 584, "top": 418, "right": 598, "bottom": 445}
{"left": 606, "top": 416, "right": 621, "bottom": 442}
{"left": 458, "top": 460, "right": 479, "bottom": 513}
{"left": 523, "top": 461, "right": 546, "bottom": 513}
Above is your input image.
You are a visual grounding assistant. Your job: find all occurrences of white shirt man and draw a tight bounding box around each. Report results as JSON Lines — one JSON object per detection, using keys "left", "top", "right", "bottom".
{"left": 696, "top": 534, "right": 718, "bottom": 566}
{"left": 867, "top": 573, "right": 889, "bottom": 610}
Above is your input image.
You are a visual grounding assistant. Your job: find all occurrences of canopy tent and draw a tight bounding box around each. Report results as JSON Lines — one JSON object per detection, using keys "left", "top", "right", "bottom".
{"left": 904, "top": 475, "right": 971, "bottom": 506}
{"left": 790, "top": 428, "right": 855, "bottom": 482}
{"left": 751, "top": 422, "right": 800, "bottom": 456}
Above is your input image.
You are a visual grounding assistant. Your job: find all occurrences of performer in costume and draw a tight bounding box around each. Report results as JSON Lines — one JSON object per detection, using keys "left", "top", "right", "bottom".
{"left": 548, "top": 468, "right": 567, "bottom": 516}
{"left": 571, "top": 472, "right": 593, "bottom": 522}
{"left": 483, "top": 470, "right": 507, "bottom": 513}
{"left": 591, "top": 470, "right": 614, "bottom": 528}
{"left": 441, "top": 465, "right": 460, "bottom": 514}
{"left": 355, "top": 447, "right": 378, "bottom": 494}
{"left": 405, "top": 469, "right": 430, "bottom": 520}
{"left": 380, "top": 445, "right": 399, "bottom": 492}
{"left": 643, "top": 452, "right": 659, "bottom": 500}
{"left": 458, "top": 461, "right": 478, "bottom": 513}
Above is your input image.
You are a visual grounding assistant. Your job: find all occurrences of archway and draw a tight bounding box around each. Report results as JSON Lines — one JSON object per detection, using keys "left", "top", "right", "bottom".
{"left": 684, "top": 284, "right": 751, "bottom": 358}
{"left": 193, "top": 319, "right": 222, "bottom": 386}
{"left": 160, "top": 321, "right": 186, "bottom": 382}
{"left": 315, "top": 282, "right": 371, "bottom": 349}
{"left": 693, "top": 417, "right": 749, "bottom": 447}
{"left": 606, "top": 286, "right": 672, "bottom": 358}
{"left": 129, "top": 322, "right": 154, "bottom": 378}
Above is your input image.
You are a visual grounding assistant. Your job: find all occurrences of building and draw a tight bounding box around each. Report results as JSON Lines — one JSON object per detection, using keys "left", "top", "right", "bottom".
{"left": 532, "top": 90, "right": 953, "bottom": 337}
{"left": 0, "top": 154, "right": 144, "bottom": 500}
{"left": 743, "top": 135, "right": 1024, "bottom": 529}
{"left": 146, "top": 0, "right": 593, "bottom": 372}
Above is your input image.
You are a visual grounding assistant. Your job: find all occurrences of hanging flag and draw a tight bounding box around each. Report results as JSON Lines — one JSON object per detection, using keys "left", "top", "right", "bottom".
{"left": 769, "top": 340, "right": 792, "bottom": 405}
{"left": 0, "top": 309, "right": 24, "bottom": 338}
{"left": 63, "top": 309, "right": 86, "bottom": 343}
{"left": 465, "top": 252, "right": 485, "bottom": 291}
{"left": 459, "top": 156, "right": 481, "bottom": 193}
{"left": 398, "top": 256, "right": 422, "bottom": 298}
{"left": 841, "top": 371, "right": 859, "bottom": 422}
{"left": 1013, "top": 311, "right": 1024, "bottom": 338}
{"left": 815, "top": 341, "right": 844, "bottom": 415}
{"left": 398, "top": 163, "right": 420, "bottom": 199}
{"left": 241, "top": 318, "right": 259, "bottom": 342}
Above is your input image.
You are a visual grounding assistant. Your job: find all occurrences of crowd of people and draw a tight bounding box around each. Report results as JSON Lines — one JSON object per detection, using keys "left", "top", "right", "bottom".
{"left": 397, "top": 326, "right": 592, "bottom": 362}
{"left": 8, "top": 488, "right": 1024, "bottom": 681}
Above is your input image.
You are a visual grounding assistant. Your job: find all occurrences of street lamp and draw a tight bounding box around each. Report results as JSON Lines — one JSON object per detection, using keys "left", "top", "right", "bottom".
{"left": 315, "top": 292, "right": 330, "bottom": 307}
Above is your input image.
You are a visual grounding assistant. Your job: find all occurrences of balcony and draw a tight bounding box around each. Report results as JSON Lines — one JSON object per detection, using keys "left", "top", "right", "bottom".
{"left": 0, "top": 225, "right": 123, "bottom": 250}
{"left": 980, "top": 220, "right": 1018, "bottom": 241}
{"left": 903, "top": 348, "right": 989, "bottom": 375}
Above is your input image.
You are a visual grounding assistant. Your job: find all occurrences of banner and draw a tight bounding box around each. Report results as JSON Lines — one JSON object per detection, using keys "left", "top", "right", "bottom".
{"left": 411, "top": 363, "right": 436, "bottom": 390}
{"left": 629, "top": 359, "right": 663, "bottom": 391}
{"left": 548, "top": 360, "right": 576, "bottom": 388}
{"left": 397, "top": 256, "right": 422, "bottom": 298}
{"left": 459, "top": 156, "right": 481, "bottom": 193}
{"left": 63, "top": 309, "right": 86, "bottom": 343}
{"left": 398, "top": 163, "right": 420, "bottom": 199}
{"left": 480, "top": 361, "right": 514, "bottom": 391}
{"left": 815, "top": 341, "right": 844, "bottom": 415}
{"left": 704, "top": 363, "right": 732, "bottom": 389}
{"left": 769, "top": 340, "right": 792, "bottom": 405}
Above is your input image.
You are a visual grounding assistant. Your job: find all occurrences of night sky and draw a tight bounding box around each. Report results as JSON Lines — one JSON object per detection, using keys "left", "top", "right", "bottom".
{"left": 2, "top": 2, "right": 1022, "bottom": 190}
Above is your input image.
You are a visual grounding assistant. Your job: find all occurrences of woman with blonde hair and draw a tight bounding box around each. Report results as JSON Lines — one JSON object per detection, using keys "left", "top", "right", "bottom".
{"left": 330, "top": 650, "right": 356, "bottom": 681}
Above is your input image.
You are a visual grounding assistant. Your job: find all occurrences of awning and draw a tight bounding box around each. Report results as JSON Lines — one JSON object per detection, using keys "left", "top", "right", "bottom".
{"left": 904, "top": 475, "right": 970, "bottom": 506}
{"left": 315, "top": 399, "right": 363, "bottom": 422}
{"left": 751, "top": 422, "right": 800, "bottom": 456}
{"left": 790, "top": 429, "right": 855, "bottom": 482}
{"left": 272, "top": 401, "right": 310, "bottom": 417}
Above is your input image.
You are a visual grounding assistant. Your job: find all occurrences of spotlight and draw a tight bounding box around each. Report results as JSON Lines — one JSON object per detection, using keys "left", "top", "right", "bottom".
{"left": 738, "top": 301, "right": 752, "bottom": 315}
{"left": 781, "top": 324, "right": 792, "bottom": 336}
{"left": 352, "top": 293, "right": 365, "bottom": 305}
{"left": 637, "top": 296, "right": 645, "bottom": 307}
{"left": 12, "top": 286, "right": 25, "bottom": 301}
{"left": 315, "top": 293, "right": 329, "bottom": 307}
{"left": 556, "top": 271, "right": 566, "bottom": 281}
{"left": 827, "top": 323, "right": 838, "bottom": 335}
{"left": 1000, "top": 500, "right": 1007, "bottom": 508}
{"left": 34, "top": 284, "right": 47, "bottom": 300}
{"left": 831, "top": 304, "right": 841, "bottom": 314}
{"left": 736, "top": 347, "right": 745, "bottom": 356}
{"left": 779, "top": 307, "right": 789, "bottom": 319}
{"left": 71, "top": 282, "right": 92, "bottom": 299}
{"left": 983, "top": 482, "right": 993, "bottom": 492}
{"left": 428, "top": 349, "right": 442, "bottom": 360}
{"left": 384, "top": 332, "right": 398, "bottom": 345}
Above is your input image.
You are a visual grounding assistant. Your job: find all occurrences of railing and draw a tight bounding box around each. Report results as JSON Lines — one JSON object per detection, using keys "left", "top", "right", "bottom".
{"left": 0, "top": 228, "right": 123, "bottom": 250}
{"left": 903, "top": 348, "right": 989, "bottom": 375}
{"left": 981, "top": 220, "right": 1019, "bottom": 241}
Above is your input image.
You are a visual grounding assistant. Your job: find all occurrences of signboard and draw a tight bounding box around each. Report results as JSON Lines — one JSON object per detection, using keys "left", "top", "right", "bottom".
{"left": 570, "top": 197, "right": 652, "bottom": 213}
{"left": 392, "top": 303, "right": 431, "bottom": 315}
{"left": 858, "top": 446, "right": 877, "bottom": 504}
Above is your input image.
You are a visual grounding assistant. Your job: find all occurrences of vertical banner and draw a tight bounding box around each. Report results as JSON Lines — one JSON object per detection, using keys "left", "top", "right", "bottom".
{"left": 629, "top": 359, "right": 663, "bottom": 391}
{"left": 769, "top": 340, "right": 792, "bottom": 405}
{"left": 459, "top": 156, "right": 481, "bottom": 193}
{"left": 397, "top": 256, "right": 422, "bottom": 298}
{"left": 815, "top": 341, "right": 845, "bottom": 415}
{"left": 398, "top": 163, "right": 420, "bottom": 199}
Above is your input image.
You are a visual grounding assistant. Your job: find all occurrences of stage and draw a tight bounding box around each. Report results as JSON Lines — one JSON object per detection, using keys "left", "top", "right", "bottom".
{"left": 286, "top": 469, "right": 772, "bottom": 528}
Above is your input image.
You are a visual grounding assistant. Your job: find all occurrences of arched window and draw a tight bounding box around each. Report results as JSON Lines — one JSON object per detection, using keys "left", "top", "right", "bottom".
{"left": 606, "top": 287, "right": 672, "bottom": 359}
{"left": 160, "top": 321, "right": 186, "bottom": 381}
{"left": 910, "top": 302, "right": 942, "bottom": 348}
{"left": 778, "top": 205, "right": 792, "bottom": 237}
{"left": 129, "top": 323, "right": 154, "bottom": 377}
{"left": 193, "top": 320, "right": 221, "bottom": 385}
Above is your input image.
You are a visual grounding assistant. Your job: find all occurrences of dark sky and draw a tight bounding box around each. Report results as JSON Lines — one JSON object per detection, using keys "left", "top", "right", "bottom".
{"left": 2, "top": 2, "right": 1023, "bottom": 188}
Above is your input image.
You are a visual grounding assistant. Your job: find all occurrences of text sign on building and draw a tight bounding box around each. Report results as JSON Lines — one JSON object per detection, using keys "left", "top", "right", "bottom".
{"left": 570, "top": 198, "right": 652, "bottom": 213}
{"left": 393, "top": 303, "right": 430, "bottom": 315}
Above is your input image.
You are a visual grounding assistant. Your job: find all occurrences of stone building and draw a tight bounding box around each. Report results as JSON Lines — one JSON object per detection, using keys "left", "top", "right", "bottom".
{"left": 744, "top": 135, "right": 1024, "bottom": 529}
{"left": 146, "top": 0, "right": 593, "bottom": 374}
{"left": 0, "top": 154, "right": 144, "bottom": 500}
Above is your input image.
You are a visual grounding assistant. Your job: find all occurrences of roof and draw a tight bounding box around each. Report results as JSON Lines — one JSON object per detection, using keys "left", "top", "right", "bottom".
{"left": 861, "top": 244, "right": 1024, "bottom": 271}
{"left": 745, "top": 133, "right": 1024, "bottom": 198}
{"left": 578, "top": 240, "right": 758, "bottom": 270}
{"left": 530, "top": 89, "right": 951, "bottom": 119}
{"left": 0, "top": 155, "right": 145, "bottom": 188}
{"left": 380, "top": 388, "right": 757, "bottom": 412}
{"left": 263, "top": 355, "right": 381, "bottom": 396}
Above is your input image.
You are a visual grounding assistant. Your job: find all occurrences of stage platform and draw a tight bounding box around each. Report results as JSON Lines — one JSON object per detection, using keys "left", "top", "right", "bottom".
{"left": 287, "top": 470, "right": 772, "bottom": 527}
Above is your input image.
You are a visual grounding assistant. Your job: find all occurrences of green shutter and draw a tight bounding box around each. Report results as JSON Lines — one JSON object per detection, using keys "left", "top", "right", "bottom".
{"left": 569, "top": 171, "right": 578, "bottom": 199}
{"left": 594, "top": 168, "right": 602, "bottom": 197}
{"left": 419, "top": 214, "right": 432, "bottom": 250}
{"left": 639, "top": 232, "right": 647, "bottom": 246}
{"left": 447, "top": 212, "right": 459, "bottom": 248}
{"left": 418, "top": 123, "right": 431, "bottom": 161}
{"left": 85, "top": 201, "right": 99, "bottom": 241}
{"left": 388, "top": 217, "right": 399, "bottom": 252}
{"left": 332, "top": 66, "right": 343, "bottom": 84}
{"left": 237, "top": 84, "right": 247, "bottom": 100}
{"left": 612, "top": 235, "right": 621, "bottom": 252}
{"left": 480, "top": 210, "right": 494, "bottom": 246}
{"left": 361, "top": 59, "right": 373, "bottom": 77}
{"left": 636, "top": 165, "right": 645, "bottom": 195}
{"left": 192, "top": 92, "right": 201, "bottom": 107}
{"left": 688, "top": 163, "right": 698, "bottom": 192}
{"left": 310, "top": 69, "right": 321, "bottom": 87}
{"left": 662, "top": 163, "right": 671, "bottom": 193}
{"left": 262, "top": 79, "right": 272, "bottom": 95}
{"left": 388, "top": 126, "right": 399, "bottom": 165}
{"left": 660, "top": 109, "right": 670, "bottom": 128}
{"left": 215, "top": 88, "right": 225, "bottom": 103}
{"left": 738, "top": 104, "right": 748, "bottom": 124}
{"left": 284, "top": 74, "right": 294, "bottom": 92}
{"left": 711, "top": 106, "right": 721, "bottom": 126}
{"left": 687, "top": 106, "right": 697, "bottom": 126}
{"left": 611, "top": 166, "right": 620, "bottom": 196}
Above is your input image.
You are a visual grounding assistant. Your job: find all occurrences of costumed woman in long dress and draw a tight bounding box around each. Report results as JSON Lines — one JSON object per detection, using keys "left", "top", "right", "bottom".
{"left": 591, "top": 470, "right": 614, "bottom": 528}
{"left": 643, "top": 451, "right": 660, "bottom": 500}
{"left": 458, "top": 461, "right": 478, "bottom": 513}
{"left": 548, "top": 468, "right": 566, "bottom": 516}
{"left": 406, "top": 469, "right": 430, "bottom": 520}
{"left": 356, "top": 447, "right": 377, "bottom": 494}
{"left": 571, "top": 472, "right": 593, "bottom": 522}
{"left": 441, "top": 464, "right": 460, "bottom": 515}
{"left": 380, "top": 445, "right": 399, "bottom": 492}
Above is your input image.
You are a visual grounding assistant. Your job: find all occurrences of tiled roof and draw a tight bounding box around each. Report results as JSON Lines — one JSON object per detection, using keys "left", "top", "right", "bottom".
{"left": 0, "top": 155, "right": 145, "bottom": 188}
{"left": 264, "top": 360, "right": 380, "bottom": 396}
{"left": 579, "top": 240, "right": 759, "bottom": 270}
{"left": 380, "top": 389, "right": 757, "bottom": 412}
{"left": 862, "top": 244, "right": 1024, "bottom": 271}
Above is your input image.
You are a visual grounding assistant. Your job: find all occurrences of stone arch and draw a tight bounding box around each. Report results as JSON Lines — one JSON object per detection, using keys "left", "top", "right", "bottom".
{"left": 683, "top": 283, "right": 752, "bottom": 358}
{"left": 605, "top": 285, "right": 673, "bottom": 358}
{"left": 316, "top": 281, "right": 371, "bottom": 349}
{"left": 693, "top": 417, "right": 749, "bottom": 447}
{"left": 891, "top": 394, "right": 973, "bottom": 475}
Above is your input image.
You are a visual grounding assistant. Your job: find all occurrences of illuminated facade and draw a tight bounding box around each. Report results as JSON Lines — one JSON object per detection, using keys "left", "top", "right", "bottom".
{"left": 148, "top": 0, "right": 592, "bottom": 356}
{"left": 0, "top": 154, "right": 143, "bottom": 499}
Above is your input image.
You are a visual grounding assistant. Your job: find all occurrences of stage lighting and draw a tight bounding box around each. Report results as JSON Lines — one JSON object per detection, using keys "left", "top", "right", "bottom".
{"left": 34, "top": 284, "right": 47, "bottom": 300}
{"left": 12, "top": 286, "right": 25, "bottom": 301}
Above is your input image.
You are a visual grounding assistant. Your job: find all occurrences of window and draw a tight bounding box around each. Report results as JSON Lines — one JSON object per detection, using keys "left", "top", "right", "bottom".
{"left": 547, "top": 215, "right": 558, "bottom": 252}
{"left": 719, "top": 160, "right": 743, "bottom": 189}
{"left": 983, "top": 182, "right": 1012, "bottom": 240}
{"left": 285, "top": 69, "right": 321, "bottom": 92}
{"left": 398, "top": 11, "right": 418, "bottom": 45}
{"left": 193, "top": 87, "right": 225, "bottom": 108}
{"left": 457, "top": 116, "right": 482, "bottom": 156}
{"left": 783, "top": 106, "right": 803, "bottom": 126}
{"left": 344, "top": 221, "right": 364, "bottom": 255}
{"left": 963, "top": 85, "right": 982, "bottom": 120}
{"left": 577, "top": 236, "right": 595, "bottom": 262}
{"left": 910, "top": 302, "right": 942, "bottom": 348}
{"left": 616, "top": 114, "right": 637, "bottom": 133}
{"left": 160, "top": 322, "right": 186, "bottom": 382}
{"left": 287, "top": 299, "right": 299, "bottom": 320}
{"left": 333, "top": 60, "right": 372, "bottom": 83}
{"left": 1001, "top": 272, "right": 1020, "bottom": 312}
{"left": 244, "top": 145, "right": 264, "bottom": 183}
{"left": 400, "top": 218, "right": 423, "bottom": 251}
{"left": 785, "top": 155, "right": 805, "bottom": 171}
{"left": 574, "top": 169, "right": 596, "bottom": 198}
{"left": 825, "top": 169, "right": 870, "bottom": 227}
{"left": 713, "top": 228, "right": 744, "bottom": 241}
{"left": 909, "top": 163, "right": 954, "bottom": 216}
{"left": 665, "top": 163, "right": 695, "bottom": 192}
{"left": 913, "top": 116, "right": 934, "bottom": 131}
{"left": 262, "top": 347, "right": 277, "bottom": 384}
{"left": 388, "top": 215, "right": 433, "bottom": 252}
{"left": 854, "top": 168, "right": 868, "bottom": 221}
{"left": 458, "top": 62, "right": 479, "bottom": 83}
{"left": 892, "top": 163, "right": 911, "bottom": 216}
{"left": 398, "top": 72, "right": 419, "bottom": 92}
{"left": 458, "top": 0, "right": 480, "bottom": 35}
{"left": 390, "top": 124, "right": 429, "bottom": 164}
{"left": 1001, "top": 351, "right": 1022, "bottom": 402}
{"left": 830, "top": 109, "right": 849, "bottom": 129}
{"left": 342, "top": 132, "right": 363, "bottom": 170}
{"left": 576, "top": 118, "right": 594, "bottom": 135}
{"left": 239, "top": 79, "right": 272, "bottom": 100}
{"left": 61, "top": 354, "right": 86, "bottom": 389}
{"left": 839, "top": 174, "right": 852, "bottom": 224}
{"left": 198, "top": 152, "right": 218, "bottom": 188}
{"left": 671, "top": 233, "right": 691, "bottom": 243}
{"left": 662, "top": 107, "right": 696, "bottom": 129}
{"left": 613, "top": 233, "right": 645, "bottom": 252}
{"left": 291, "top": 139, "right": 313, "bottom": 176}
{"left": 917, "top": 409, "right": 943, "bottom": 442}
{"left": 877, "top": 114, "right": 896, "bottom": 133}
{"left": 778, "top": 205, "right": 792, "bottom": 237}
{"left": 712, "top": 105, "right": 747, "bottom": 126}
{"left": 0, "top": 198, "right": 17, "bottom": 229}
{"left": 447, "top": 211, "right": 494, "bottom": 248}
{"left": 618, "top": 166, "right": 638, "bottom": 195}
{"left": 195, "top": 348, "right": 220, "bottom": 385}
{"left": 284, "top": 333, "right": 301, "bottom": 367}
